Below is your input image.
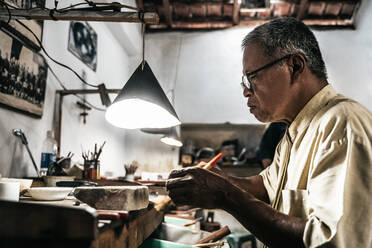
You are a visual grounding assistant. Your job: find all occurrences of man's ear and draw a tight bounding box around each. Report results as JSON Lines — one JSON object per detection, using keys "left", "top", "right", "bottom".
{"left": 288, "top": 54, "right": 306, "bottom": 79}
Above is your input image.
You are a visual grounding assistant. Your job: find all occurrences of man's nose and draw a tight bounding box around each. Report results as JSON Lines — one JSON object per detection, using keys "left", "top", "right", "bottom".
{"left": 243, "top": 87, "right": 252, "bottom": 98}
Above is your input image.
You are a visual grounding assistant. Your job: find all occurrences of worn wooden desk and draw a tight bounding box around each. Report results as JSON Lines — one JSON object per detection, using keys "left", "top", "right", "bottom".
{"left": 0, "top": 195, "right": 171, "bottom": 248}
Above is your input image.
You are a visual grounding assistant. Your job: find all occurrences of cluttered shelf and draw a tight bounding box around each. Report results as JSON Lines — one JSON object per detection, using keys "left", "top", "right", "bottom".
{"left": 180, "top": 123, "right": 266, "bottom": 168}
{"left": 180, "top": 122, "right": 286, "bottom": 177}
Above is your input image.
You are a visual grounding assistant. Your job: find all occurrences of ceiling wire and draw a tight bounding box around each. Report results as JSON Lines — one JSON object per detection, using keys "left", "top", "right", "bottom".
{"left": 0, "top": 0, "right": 139, "bottom": 13}
{"left": 0, "top": 1, "right": 11, "bottom": 24}
{"left": 0, "top": 0, "right": 148, "bottom": 111}
{"left": 14, "top": 19, "right": 100, "bottom": 88}
{"left": 141, "top": 22, "right": 145, "bottom": 69}
{"left": 170, "top": 34, "right": 183, "bottom": 106}
{"left": 0, "top": 0, "right": 140, "bottom": 88}
{"left": 46, "top": 61, "right": 106, "bottom": 112}
{"left": 0, "top": 0, "right": 107, "bottom": 111}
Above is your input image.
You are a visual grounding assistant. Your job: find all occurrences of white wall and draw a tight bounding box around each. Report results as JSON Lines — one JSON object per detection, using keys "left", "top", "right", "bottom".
{"left": 146, "top": 0, "right": 372, "bottom": 125}
{"left": 0, "top": 0, "right": 179, "bottom": 178}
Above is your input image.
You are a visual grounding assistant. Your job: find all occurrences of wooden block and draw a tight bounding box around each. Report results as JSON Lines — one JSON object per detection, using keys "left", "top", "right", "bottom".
{"left": 73, "top": 186, "right": 149, "bottom": 211}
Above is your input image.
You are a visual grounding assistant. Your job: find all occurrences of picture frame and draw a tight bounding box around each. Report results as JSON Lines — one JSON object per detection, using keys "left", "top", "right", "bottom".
{"left": 0, "top": 31, "right": 47, "bottom": 117}
{"left": 68, "top": 21, "right": 98, "bottom": 71}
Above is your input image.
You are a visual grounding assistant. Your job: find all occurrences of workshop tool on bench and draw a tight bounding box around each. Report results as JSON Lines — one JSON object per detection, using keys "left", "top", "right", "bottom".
{"left": 194, "top": 226, "right": 231, "bottom": 245}
{"left": 96, "top": 210, "right": 129, "bottom": 220}
{"left": 184, "top": 217, "right": 203, "bottom": 227}
{"left": 12, "top": 129, "right": 40, "bottom": 177}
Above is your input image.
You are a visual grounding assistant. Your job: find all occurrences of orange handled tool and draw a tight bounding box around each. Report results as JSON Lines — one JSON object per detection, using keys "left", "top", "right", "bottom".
{"left": 200, "top": 153, "right": 223, "bottom": 170}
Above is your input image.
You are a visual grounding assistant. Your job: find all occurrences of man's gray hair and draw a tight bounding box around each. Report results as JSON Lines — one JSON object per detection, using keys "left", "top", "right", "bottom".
{"left": 242, "top": 17, "right": 327, "bottom": 80}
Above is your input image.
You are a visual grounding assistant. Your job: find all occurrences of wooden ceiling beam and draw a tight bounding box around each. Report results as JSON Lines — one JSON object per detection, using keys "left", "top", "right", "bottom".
{"left": 223, "top": 4, "right": 233, "bottom": 17}
{"left": 324, "top": 2, "right": 343, "bottom": 16}
{"left": 147, "top": 16, "right": 355, "bottom": 30}
{"left": 162, "top": 0, "right": 173, "bottom": 27}
{"left": 137, "top": 0, "right": 143, "bottom": 10}
{"left": 308, "top": 2, "right": 326, "bottom": 16}
{"left": 150, "top": 21, "right": 233, "bottom": 30}
{"left": 206, "top": 3, "right": 223, "bottom": 17}
{"left": 173, "top": 3, "right": 189, "bottom": 19}
{"left": 272, "top": 2, "right": 293, "bottom": 17}
{"left": 190, "top": 3, "right": 207, "bottom": 18}
{"left": 297, "top": 0, "right": 309, "bottom": 20}
{"left": 0, "top": 9, "right": 159, "bottom": 24}
{"left": 303, "top": 18, "right": 354, "bottom": 26}
{"left": 232, "top": 0, "right": 240, "bottom": 25}
{"left": 340, "top": 2, "right": 356, "bottom": 16}
{"left": 240, "top": 18, "right": 354, "bottom": 28}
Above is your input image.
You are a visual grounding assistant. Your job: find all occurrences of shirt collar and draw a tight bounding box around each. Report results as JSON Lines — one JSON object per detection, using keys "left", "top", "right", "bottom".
{"left": 288, "top": 84, "right": 337, "bottom": 140}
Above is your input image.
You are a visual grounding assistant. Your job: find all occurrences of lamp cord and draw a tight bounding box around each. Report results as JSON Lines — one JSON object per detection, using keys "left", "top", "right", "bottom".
{"left": 14, "top": 19, "right": 99, "bottom": 88}
{"left": 141, "top": 22, "right": 145, "bottom": 70}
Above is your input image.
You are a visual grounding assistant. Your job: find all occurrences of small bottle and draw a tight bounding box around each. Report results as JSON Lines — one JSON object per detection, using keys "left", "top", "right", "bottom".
{"left": 40, "top": 130, "right": 58, "bottom": 176}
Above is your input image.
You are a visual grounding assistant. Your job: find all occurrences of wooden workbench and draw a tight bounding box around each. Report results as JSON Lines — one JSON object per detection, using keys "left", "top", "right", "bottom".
{"left": 0, "top": 194, "right": 171, "bottom": 248}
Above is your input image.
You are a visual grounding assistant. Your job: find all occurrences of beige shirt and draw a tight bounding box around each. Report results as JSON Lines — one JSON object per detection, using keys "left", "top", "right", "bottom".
{"left": 260, "top": 85, "right": 372, "bottom": 247}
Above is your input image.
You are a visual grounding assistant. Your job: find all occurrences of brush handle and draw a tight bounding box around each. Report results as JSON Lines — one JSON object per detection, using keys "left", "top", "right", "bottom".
{"left": 194, "top": 226, "right": 231, "bottom": 244}
{"left": 203, "top": 153, "right": 223, "bottom": 170}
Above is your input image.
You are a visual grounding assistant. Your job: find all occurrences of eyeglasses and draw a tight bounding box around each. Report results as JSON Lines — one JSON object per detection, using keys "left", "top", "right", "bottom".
{"left": 241, "top": 54, "right": 291, "bottom": 90}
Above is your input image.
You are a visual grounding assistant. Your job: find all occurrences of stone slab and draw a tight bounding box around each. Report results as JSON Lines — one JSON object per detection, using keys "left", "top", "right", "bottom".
{"left": 73, "top": 186, "right": 149, "bottom": 211}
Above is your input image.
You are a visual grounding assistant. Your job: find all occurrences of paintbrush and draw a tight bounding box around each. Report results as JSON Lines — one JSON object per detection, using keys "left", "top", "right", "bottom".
{"left": 96, "top": 141, "right": 106, "bottom": 160}
{"left": 198, "top": 153, "right": 223, "bottom": 170}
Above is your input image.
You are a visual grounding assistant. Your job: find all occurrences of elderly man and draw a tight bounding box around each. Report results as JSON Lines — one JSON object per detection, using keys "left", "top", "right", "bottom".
{"left": 166, "top": 17, "right": 372, "bottom": 247}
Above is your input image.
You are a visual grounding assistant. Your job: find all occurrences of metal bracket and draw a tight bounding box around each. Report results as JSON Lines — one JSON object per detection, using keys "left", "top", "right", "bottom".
{"left": 53, "top": 88, "right": 120, "bottom": 156}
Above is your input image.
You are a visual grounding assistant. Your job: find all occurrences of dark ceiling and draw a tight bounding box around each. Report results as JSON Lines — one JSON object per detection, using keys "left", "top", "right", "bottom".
{"left": 136, "top": 0, "right": 361, "bottom": 31}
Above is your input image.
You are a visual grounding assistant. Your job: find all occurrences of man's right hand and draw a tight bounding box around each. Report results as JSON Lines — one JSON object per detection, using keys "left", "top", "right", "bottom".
{"left": 166, "top": 166, "right": 232, "bottom": 209}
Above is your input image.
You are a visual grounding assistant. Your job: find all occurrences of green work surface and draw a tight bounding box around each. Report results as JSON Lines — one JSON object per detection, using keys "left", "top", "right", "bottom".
{"left": 164, "top": 216, "right": 192, "bottom": 226}
{"left": 139, "top": 238, "right": 193, "bottom": 248}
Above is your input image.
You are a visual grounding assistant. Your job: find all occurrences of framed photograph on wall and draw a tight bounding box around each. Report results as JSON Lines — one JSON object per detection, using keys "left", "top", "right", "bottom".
{"left": 0, "top": 0, "right": 45, "bottom": 52}
{"left": 68, "top": 21, "right": 98, "bottom": 71}
{"left": 0, "top": 31, "right": 47, "bottom": 117}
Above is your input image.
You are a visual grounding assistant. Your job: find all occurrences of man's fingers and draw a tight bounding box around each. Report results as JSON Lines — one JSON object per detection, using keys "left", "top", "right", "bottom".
{"left": 168, "top": 168, "right": 190, "bottom": 179}
{"left": 168, "top": 166, "right": 204, "bottom": 179}
{"left": 166, "top": 175, "right": 193, "bottom": 190}
{"left": 171, "top": 195, "right": 191, "bottom": 206}
{"left": 168, "top": 187, "right": 192, "bottom": 200}
{"left": 209, "top": 166, "right": 225, "bottom": 178}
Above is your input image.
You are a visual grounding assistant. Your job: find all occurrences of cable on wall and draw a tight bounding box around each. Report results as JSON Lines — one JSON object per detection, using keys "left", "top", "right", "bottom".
{"left": 0, "top": 0, "right": 140, "bottom": 89}
{"left": 0, "top": 0, "right": 108, "bottom": 111}
{"left": 46, "top": 61, "right": 106, "bottom": 112}
{"left": 14, "top": 19, "right": 100, "bottom": 88}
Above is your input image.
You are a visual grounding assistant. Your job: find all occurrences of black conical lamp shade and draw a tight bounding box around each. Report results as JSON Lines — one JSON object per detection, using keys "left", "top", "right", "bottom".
{"left": 106, "top": 61, "right": 181, "bottom": 129}
{"left": 160, "top": 126, "right": 183, "bottom": 147}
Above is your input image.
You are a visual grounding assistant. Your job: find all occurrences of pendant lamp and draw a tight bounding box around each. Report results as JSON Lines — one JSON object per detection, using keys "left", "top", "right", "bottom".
{"left": 105, "top": 61, "right": 181, "bottom": 129}
{"left": 141, "top": 126, "right": 183, "bottom": 147}
{"left": 160, "top": 126, "right": 183, "bottom": 147}
{"left": 105, "top": 23, "right": 181, "bottom": 129}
